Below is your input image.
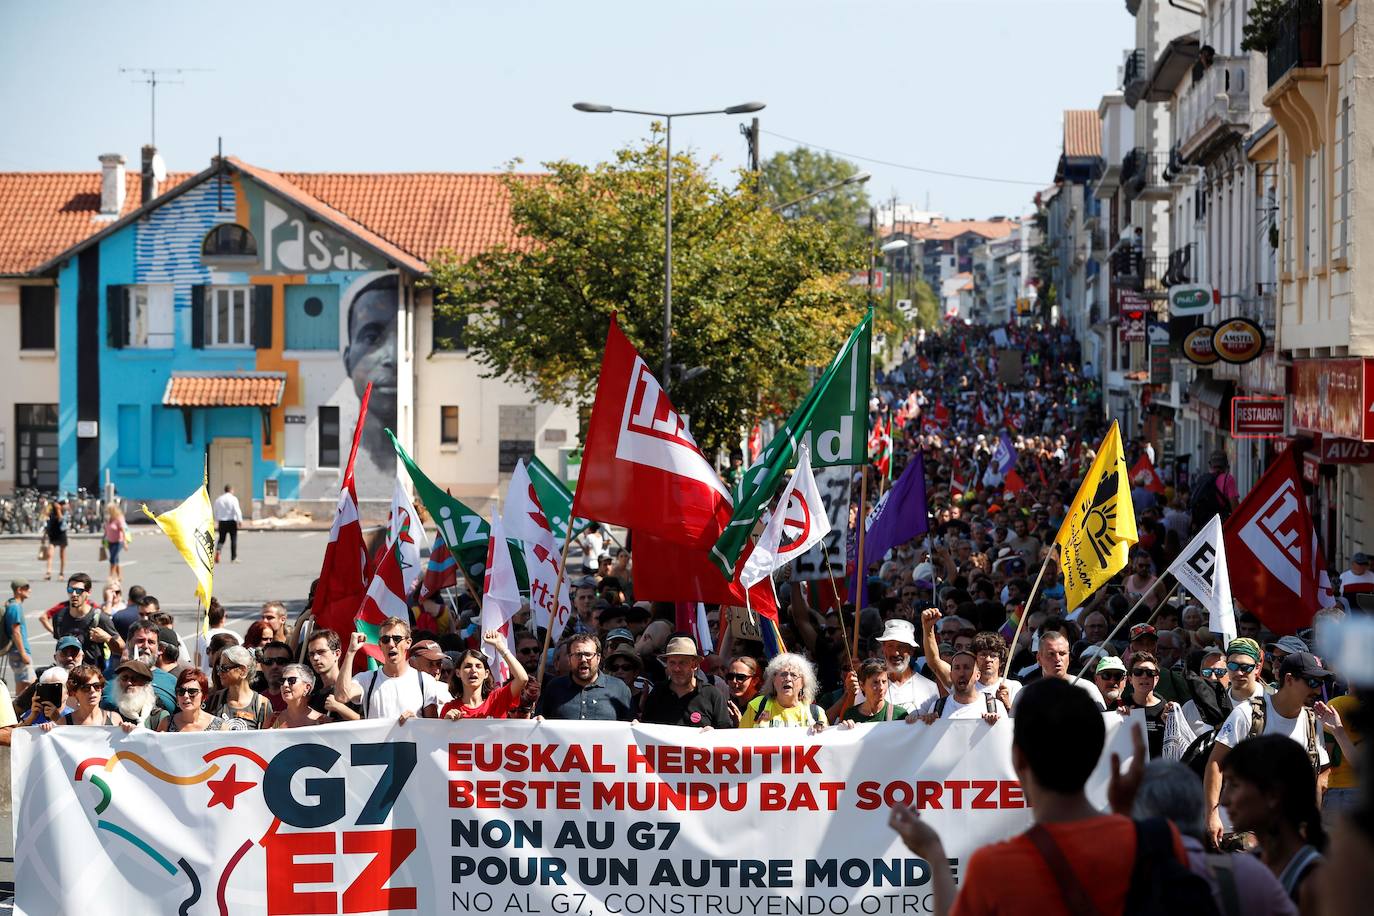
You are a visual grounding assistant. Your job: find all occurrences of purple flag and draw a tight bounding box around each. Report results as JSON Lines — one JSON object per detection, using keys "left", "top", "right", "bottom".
{"left": 992, "top": 430, "right": 1017, "bottom": 475}
{"left": 851, "top": 451, "right": 929, "bottom": 608}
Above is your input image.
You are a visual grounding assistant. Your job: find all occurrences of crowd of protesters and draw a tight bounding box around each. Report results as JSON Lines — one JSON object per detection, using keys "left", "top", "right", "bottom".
{"left": 3, "top": 317, "right": 1369, "bottom": 916}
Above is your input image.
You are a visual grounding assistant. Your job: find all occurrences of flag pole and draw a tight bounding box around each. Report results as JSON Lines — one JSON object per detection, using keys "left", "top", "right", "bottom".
{"left": 533, "top": 517, "right": 579, "bottom": 685}
{"left": 1074, "top": 579, "right": 1179, "bottom": 680}
{"left": 822, "top": 555, "right": 854, "bottom": 664}
{"left": 1000, "top": 548, "right": 1054, "bottom": 686}
{"left": 851, "top": 466, "right": 870, "bottom": 662}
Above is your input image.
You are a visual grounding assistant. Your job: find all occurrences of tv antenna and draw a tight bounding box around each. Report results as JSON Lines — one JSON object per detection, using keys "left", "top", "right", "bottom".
{"left": 119, "top": 67, "right": 211, "bottom": 146}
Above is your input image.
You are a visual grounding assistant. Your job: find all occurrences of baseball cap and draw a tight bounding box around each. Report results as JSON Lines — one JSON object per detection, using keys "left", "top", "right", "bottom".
{"left": 115, "top": 659, "right": 152, "bottom": 680}
{"left": 408, "top": 640, "right": 444, "bottom": 661}
{"left": 1095, "top": 655, "right": 1127, "bottom": 675}
{"left": 1278, "top": 651, "right": 1333, "bottom": 681}
{"left": 1129, "top": 624, "right": 1158, "bottom": 641}
{"left": 1267, "top": 635, "right": 1310, "bottom": 655}
{"left": 157, "top": 627, "right": 181, "bottom": 651}
{"left": 1353, "top": 553, "right": 1371, "bottom": 566}
{"left": 11, "top": 578, "right": 30, "bottom": 592}
{"left": 55, "top": 636, "right": 82, "bottom": 653}
{"left": 605, "top": 627, "right": 634, "bottom": 647}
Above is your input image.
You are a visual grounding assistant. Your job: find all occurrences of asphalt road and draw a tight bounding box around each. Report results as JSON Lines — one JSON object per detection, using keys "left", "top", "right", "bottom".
{"left": 0, "top": 529, "right": 330, "bottom": 667}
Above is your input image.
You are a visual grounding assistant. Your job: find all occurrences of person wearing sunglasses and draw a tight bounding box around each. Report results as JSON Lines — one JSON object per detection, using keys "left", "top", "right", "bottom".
{"left": 46, "top": 572, "right": 123, "bottom": 669}
{"left": 336, "top": 619, "right": 451, "bottom": 723}
{"left": 601, "top": 646, "right": 648, "bottom": 716}
{"left": 440, "top": 631, "right": 528, "bottom": 721}
{"left": 1205, "top": 650, "right": 1335, "bottom": 849}
{"left": 268, "top": 664, "right": 327, "bottom": 729}
{"left": 40, "top": 664, "right": 118, "bottom": 729}
{"left": 150, "top": 668, "right": 223, "bottom": 732}
{"left": 721, "top": 656, "right": 763, "bottom": 726}
{"left": 1092, "top": 655, "right": 1128, "bottom": 710}
{"left": 1117, "top": 652, "right": 1179, "bottom": 760}
{"left": 254, "top": 641, "right": 294, "bottom": 712}
{"left": 205, "top": 645, "right": 272, "bottom": 730}
{"left": 1179, "top": 648, "right": 1234, "bottom": 737}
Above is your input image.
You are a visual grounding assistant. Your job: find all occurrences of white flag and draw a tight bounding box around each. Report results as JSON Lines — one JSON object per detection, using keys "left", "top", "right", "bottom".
{"left": 502, "top": 461, "right": 574, "bottom": 645}
{"left": 388, "top": 473, "right": 429, "bottom": 598}
{"left": 480, "top": 510, "right": 523, "bottom": 683}
{"left": 741, "top": 446, "right": 831, "bottom": 587}
{"left": 1166, "top": 514, "right": 1234, "bottom": 643}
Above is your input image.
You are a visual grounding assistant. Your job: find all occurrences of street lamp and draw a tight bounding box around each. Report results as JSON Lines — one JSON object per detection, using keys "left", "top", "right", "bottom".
{"left": 879, "top": 239, "right": 910, "bottom": 314}
{"left": 770, "top": 171, "right": 871, "bottom": 213}
{"left": 574, "top": 99, "right": 767, "bottom": 390}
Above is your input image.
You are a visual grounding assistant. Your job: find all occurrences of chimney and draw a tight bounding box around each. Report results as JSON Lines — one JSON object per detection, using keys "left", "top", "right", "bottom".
{"left": 98, "top": 153, "right": 127, "bottom": 219}
{"left": 140, "top": 145, "right": 160, "bottom": 204}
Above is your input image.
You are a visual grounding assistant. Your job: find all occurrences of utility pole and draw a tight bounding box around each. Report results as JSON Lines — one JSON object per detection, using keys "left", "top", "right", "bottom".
{"left": 741, "top": 117, "right": 761, "bottom": 194}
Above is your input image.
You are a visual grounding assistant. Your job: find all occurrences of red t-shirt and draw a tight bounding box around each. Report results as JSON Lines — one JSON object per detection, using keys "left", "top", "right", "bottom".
{"left": 441, "top": 684, "right": 518, "bottom": 720}
{"left": 951, "top": 815, "right": 1186, "bottom": 916}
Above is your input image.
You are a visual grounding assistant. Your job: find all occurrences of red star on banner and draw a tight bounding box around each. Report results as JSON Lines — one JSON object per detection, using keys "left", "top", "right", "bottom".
{"left": 206, "top": 764, "right": 256, "bottom": 810}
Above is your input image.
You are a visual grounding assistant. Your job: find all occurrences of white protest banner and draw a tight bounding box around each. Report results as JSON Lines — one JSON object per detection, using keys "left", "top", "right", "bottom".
{"left": 13, "top": 716, "right": 1133, "bottom": 916}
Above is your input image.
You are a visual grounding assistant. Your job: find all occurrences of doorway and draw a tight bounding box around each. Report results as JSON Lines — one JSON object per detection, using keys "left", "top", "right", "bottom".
{"left": 209, "top": 438, "right": 253, "bottom": 519}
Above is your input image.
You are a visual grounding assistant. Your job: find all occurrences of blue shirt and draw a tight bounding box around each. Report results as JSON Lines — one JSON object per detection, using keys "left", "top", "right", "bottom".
{"left": 536, "top": 671, "right": 633, "bottom": 721}
{"left": 3, "top": 599, "right": 30, "bottom": 655}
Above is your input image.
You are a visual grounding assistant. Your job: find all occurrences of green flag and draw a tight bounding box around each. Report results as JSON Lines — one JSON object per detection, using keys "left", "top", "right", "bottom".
{"left": 710, "top": 310, "right": 872, "bottom": 576}
{"left": 388, "top": 430, "right": 491, "bottom": 587}
{"left": 528, "top": 457, "right": 591, "bottom": 544}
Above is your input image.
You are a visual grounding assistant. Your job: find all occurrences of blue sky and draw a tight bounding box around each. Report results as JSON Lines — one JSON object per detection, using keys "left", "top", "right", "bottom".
{"left": 1, "top": 0, "right": 1128, "bottom": 219}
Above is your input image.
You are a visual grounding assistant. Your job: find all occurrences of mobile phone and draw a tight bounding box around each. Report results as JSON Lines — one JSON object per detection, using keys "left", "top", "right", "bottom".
{"left": 985, "top": 694, "right": 996, "bottom": 714}
{"left": 36, "top": 684, "right": 63, "bottom": 707}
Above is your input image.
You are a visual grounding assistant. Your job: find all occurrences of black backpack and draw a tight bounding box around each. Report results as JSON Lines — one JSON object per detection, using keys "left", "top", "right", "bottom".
{"left": 1124, "top": 817, "right": 1221, "bottom": 916}
{"left": 1180, "top": 730, "right": 1218, "bottom": 779}
{"left": 1189, "top": 472, "right": 1227, "bottom": 529}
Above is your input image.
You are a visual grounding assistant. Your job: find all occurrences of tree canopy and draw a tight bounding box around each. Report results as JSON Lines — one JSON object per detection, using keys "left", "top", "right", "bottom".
{"left": 761, "top": 147, "right": 870, "bottom": 250}
{"left": 425, "top": 134, "right": 870, "bottom": 456}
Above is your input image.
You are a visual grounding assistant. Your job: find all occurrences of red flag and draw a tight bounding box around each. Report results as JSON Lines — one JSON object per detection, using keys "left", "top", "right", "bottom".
{"left": 918, "top": 355, "right": 930, "bottom": 372}
{"left": 748, "top": 424, "right": 763, "bottom": 463}
{"left": 311, "top": 383, "right": 372, "bottom": 640}
{"left": 1130, "top": 454, "right": 1167, "bottom": 495}
{"left": 934, "top": 401, "right": 950, "bottom": 424}
{"left": 633, "top": 532, "right": 778, "bottom": 620}
{"left": 1003, "top": 468, "right": 1027, "bottom": 496}
{"left": 416, "top": 531, "right": 458, "bottom": 604}
{"left": 355, "top": 512, "right": 414, "bottom": 663}
{"left": 921, "top": 415, "right": 940, "bottom": 435}
{"left": 576, "top": 315, "right": 732, "bottom": 548}
{"left": 1223, "top": 450, "right": 1325, "bottom": 635}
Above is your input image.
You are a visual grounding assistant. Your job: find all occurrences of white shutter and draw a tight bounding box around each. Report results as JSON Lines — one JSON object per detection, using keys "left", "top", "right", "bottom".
{"left": 148, "top": 285, "right": 175, "bottom": 348}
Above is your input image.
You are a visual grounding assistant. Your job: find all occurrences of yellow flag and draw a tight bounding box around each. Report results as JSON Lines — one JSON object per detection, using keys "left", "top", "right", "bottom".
{"left": 142, "top": 485, "right": 216, "bottom": 608}
{"left": 1054, "top": 420, "right": 1137, "bottom": 611}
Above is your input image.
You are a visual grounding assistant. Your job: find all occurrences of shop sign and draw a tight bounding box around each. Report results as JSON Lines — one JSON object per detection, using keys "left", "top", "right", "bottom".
{"left": 1303, "top": 452, "right": 1321, "bottom": 484}
{"left": 1183, "top": 325, "right": 1219, "bottom": 365}
{"left": 1168, "top": 283, "right": 1214, "bottom": 317}
{"left": 1119, "top": 290, "right": 1148, "bottom": 343}
{"left": 1317, "top": 437, "right": 1374, "bottom": 464}
{"left": 1291, "top": 358, "right": 1374, "bottom": 441}
{"left": 1231, "top": 396, "right": 1286, "bottom": 438}
{"left": 1212, "top": 318, "right": 1265, "bottom": 364}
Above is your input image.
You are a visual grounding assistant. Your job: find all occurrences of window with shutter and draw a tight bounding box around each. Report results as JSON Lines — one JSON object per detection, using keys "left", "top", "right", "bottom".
{"left": 252, "top": 285, "right": 273, "bottom": 349}
{"left": 19, "top": 286, "right": 56, "bottom": 350}
{"left": 191, "top": 285, "right": 206, "bottom": 349}
{"left": 206, "top": 286, "right": 253, "bottom": 347}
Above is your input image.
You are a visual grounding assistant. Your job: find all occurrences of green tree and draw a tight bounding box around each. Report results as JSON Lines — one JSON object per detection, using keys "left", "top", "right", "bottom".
{"left": 425, "top": 134, "right": 867, "bottom": 456}
{"left": 761, "top": 147, "right": 870, "bottom": 250}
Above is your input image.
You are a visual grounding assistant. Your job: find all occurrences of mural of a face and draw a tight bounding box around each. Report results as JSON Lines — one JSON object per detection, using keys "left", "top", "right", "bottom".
{"left": 343, "top": 274, "right": 398, "bottom": 469}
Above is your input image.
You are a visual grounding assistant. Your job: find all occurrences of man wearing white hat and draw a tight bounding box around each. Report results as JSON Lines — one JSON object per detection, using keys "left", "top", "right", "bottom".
{"left": 876, "top": 620, "right": 939, "bottom": 712}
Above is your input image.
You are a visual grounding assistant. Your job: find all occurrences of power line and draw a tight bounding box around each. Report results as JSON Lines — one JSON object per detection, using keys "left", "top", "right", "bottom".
{"left": 760, "top": 129, "right": 1048, "bottom": 187}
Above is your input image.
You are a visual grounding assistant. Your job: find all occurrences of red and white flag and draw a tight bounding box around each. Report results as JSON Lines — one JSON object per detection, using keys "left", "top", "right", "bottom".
{"left": 741, "top": 445, "right": 831, "bottom": 587}
{"left": 311, "top": 383, "right": 372, "bottom": 641}
{"left": 1130, "top": 454, "right": 1167, "bottom": 495}
{"left": 1223, "top": 449, "right": 1327, "bottom": 634}
{"left": 387, "top": 473, "right": 428, "bottom": 598}
{"left": 503, "top": 460, "right": 574, "bottom": 645}
{"left": 480, "top": 510, "right": 523, "bottom": 683}
{"left": 576, "top": 315, "right": 731, "bottom": 548}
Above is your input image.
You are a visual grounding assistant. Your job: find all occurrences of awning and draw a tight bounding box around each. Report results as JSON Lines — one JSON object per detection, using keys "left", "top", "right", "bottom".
{"left": 161, "top": 371, "right": 285, "bottom": 444}
{"left": 1188, "top": 377, "right": 1235, "bottom": 429}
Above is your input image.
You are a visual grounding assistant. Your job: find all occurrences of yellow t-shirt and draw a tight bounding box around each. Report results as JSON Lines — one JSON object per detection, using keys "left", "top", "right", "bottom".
{"left": 1326, "top": 694, "right": 1362, "bottom": 790}
{"left": 738, "top": 696, "right": 827, "bottom": 729}
{"left": 0, "top": 681, "right": 17, "bottom": 727}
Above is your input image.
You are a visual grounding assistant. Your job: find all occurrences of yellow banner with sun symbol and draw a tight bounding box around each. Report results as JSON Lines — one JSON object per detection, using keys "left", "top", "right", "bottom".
{"left": 1055, "top": 420, "right": 1137, "bottom": 611}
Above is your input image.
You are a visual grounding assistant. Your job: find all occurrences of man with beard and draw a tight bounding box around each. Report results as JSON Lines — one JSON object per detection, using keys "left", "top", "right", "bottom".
{"left": 909, "top": 650, "right": 1003, "bottom": 724}
{"left": 111, "top": 659, "right": 160, "bottom": 727}
{"left": 336, "top": 619, "right": 450, "bottom": 722}
{"left": 641, "top": 636, "right": 732, "bottom": 728}
{"left": 1204, "top": 651, "right": 1333, "bottom": 848}
{"left": 101, "top": 622, "right": 175, "bottom": 716}
{"left": 875, "top": 620, "right": 939, "bottom": 713}
{"left": 1092, "top": 655, "right": 1128, "bottom": 710}
{"left": 537, "top": 633, "right": 632, "bottom": 721}
{"left": 919, "top": 611, "right": 1018, "bottom": 710}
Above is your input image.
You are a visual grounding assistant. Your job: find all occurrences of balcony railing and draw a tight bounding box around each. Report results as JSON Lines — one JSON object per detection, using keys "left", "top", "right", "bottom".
{"left": 1111, "top": 250, "right": 1170, "bottom": 294}
{"left": 1267, "top": 0, "right": 1322, "bottom": 88}
{"left": 1122, "top": 149, "right": 1169, "bottom": 199}
{"left": 1178, "top": 56, "right": 1251, "bottom": 154}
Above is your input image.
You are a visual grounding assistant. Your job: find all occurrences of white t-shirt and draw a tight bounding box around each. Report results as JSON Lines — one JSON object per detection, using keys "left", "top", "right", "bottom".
{"left": 887, "top": 671, "right": 940, "bottom": 711}
{"left": 917, "top": 692, "right": 987, "bottom": 719}
{"left": 1011, "top": 674, "right": 1106, "bottom": 714}
{"left": 1215, "top": 694, "right": 1330, "bottom": 768}
{"left": 976, "top": 676, "right": 1021, "bottom": 701}
{"left": 354, "top": 667, "right": 451, "bottom": 720}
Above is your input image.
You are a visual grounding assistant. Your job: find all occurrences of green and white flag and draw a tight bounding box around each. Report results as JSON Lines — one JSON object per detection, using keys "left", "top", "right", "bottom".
{"left": 388, "top": 430, "right": 491, "bottom": 587}
{"left": 710, "top": 310, "right": 872, "bottom": 576}
{"left": 528, "top": 456, "right": 592, "bottom": 545}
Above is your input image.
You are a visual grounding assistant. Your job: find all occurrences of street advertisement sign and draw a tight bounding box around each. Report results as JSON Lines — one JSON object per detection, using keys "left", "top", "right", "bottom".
{"left": 1231, "top": 396, "right": 1286, "bottom": 439}
{"left": 1183, "top": 325, "right": 1219, "bottom": 365}
{"left": 1291, "top": 358, "right": 1374, "bottom": 441}
{"left": 1168, "top": 283, "right": 1214, "bottom": 317}
{"left": 13, "top": 717, "right": 1135, "bottom": 916}
{"left": 1318, "top": 437, "right": 1374, "bottom": 464}
{"left": 1119, "top": 289, "right": 1147, "bottom": 342}
{"left": 1212, "top": 318, "right": 1265, "bottom": 364}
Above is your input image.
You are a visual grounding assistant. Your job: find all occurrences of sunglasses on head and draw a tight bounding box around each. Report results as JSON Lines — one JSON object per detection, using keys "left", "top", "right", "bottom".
{"left": 1227, "top": 661, "right": 1256, "bottom": 674}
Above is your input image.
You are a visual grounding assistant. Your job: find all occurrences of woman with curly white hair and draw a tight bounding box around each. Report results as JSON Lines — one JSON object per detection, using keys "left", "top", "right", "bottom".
{"left": 737, "top": 652, "right": 827, "bottom": 732}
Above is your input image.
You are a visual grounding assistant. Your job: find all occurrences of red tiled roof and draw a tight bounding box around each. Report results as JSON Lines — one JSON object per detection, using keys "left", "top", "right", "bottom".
{"left": 886, "top": 219, "right": 1017, "bottom": 243}
{"left": 1063, "top": 110, "right": 1102, "bottom": 159}
{"left": 163, "top": 372, "right": 285, "bottom": 407}
{"left": 0, "top": 172, "right": 192, "bottom": 275}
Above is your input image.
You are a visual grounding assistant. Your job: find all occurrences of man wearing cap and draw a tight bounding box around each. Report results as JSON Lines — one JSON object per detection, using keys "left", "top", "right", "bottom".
{"left": 1265, "top": 635, "right": 1310, "bottom": 687}
{"left": 1204, "top": 650, "right": 1334, "bottom": 847}
{"left": 538, "top": 634, "right": 633, "bottom": 721}
{"left": 102, "top": 621, "right": 176, "bottom": 716}
{"left": 875, "top": 620, "right": 940, "bottom": 712}
{"left": 408, "top": 639, "right": 445, "bottom": 678}
{"left": 110, "top": 659, "right": 161, "bottom": 727}
{"left": 597, "top": 605, "right": 629, "bottom": 640}
{"left": 1093, "top": 656, "right": 1128, "bottom": 710}
{"left": 5, "top": 579, "right": 34, "bottom": 691}
{"left": 1123, "top": 624, "right": 1189, "bottom": 704}
{"left": 641, "top": 636, "right": 732, "bottom": 729}
{"left": 1339, "top": 552, "right": 1374, "bottom": 598}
